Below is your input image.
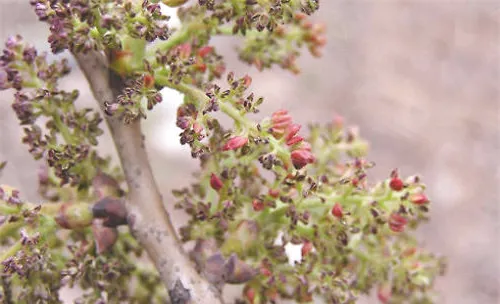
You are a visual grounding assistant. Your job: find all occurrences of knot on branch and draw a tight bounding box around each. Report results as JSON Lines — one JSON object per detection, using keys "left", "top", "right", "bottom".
{"left": 190, "top": 238, "right": 258, "bottom": 289}
{"left": 92, "top": 197, "right": 128, "bottom": 227}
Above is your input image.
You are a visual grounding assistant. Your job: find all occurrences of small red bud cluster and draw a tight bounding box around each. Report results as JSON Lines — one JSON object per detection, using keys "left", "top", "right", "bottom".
{"left": 294, "top": 13, "right": 327, "bottom": 58}
{"left": 388, "top": 212, "right": 408, "bottom": 233}
{"left": 271, "top": 109, "right": 315, "bottom": 169}
{"left": 222, "top": 136, "right": 248, "bottom": 151}
{"left": 173, "top": 43, "right": 225, "bottom": 79}
{"left": 410, "top": 193, "right": 429, "bottom": 205}
{"left": 377, "top": 283, "right": 392, "bottom": 303}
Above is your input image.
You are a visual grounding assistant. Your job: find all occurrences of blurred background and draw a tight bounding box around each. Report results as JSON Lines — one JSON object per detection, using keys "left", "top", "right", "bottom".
{"left": 0, "top": 1, "right": 498, "bottom": 303}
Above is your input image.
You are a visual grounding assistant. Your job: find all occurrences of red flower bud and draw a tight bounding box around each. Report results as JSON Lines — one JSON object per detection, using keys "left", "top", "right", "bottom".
{"left": 268, "top": 189, "right": 280, "bottom": 198}
{"left": 402, "top": 247, "right": 417, "bottom": 257}
{"left": 252, "top": 199, "right": 264, "bottom": 211}
{"left": 290, "top": 149, "right": 315, "bottom": 169}
{"left": 377, "top": 283, "right": 392, "bottom": 303}
{"left": 222, "top": 136, "right": 248, "bottom": 151}
{"left": 331, "top": 202, "right": 343, "bottom": 218}
{"left": 285, "top": 123, "right": 301, "bottom": 141}
{"left": 242, "top": 75, "right": 252, "bottom": 88}
{"left": 213, "top": 64, "right": 226, "bottom": 78}
{"left": 259, "top": 264, "right": 272, "bottom": 277}
{"left": 143, "top": 73, "right": 155, "bottom": 88}
{"left": 176, "top": 43, "right": 191, "bottom": 59}
{"left": 272, "top": 114, "right": 292, "bottom": 126}
{"left": 194, "top": 61, "right": 207, "bottom": 72}
{"left": 210, "top": 173, "right": 223, "bottom": 191}
{"left": 197, "top": 46, "right": 213, "bottom": 58}
{"left": 389, "top": 177, "right": 404, "bottom": 191}
{"left": 410, "top": 193, "right": 429, "bottom": 205}
{"left": 301, "top": 241, "right": 313, "bottom": 257}
{"left": 245, "top": 286, "right": 256, "bottom": 304}
{"left": 294, "top": 12, "right": 307, "bottom": 21}
{"left": 388, "top": 212, "right": 407, "bottom": 232}
{"left": 193, "top": 122, "right": 203, "bottom": 134}
{"left": 286, "top": 135, "right": 304, "bottom": 146}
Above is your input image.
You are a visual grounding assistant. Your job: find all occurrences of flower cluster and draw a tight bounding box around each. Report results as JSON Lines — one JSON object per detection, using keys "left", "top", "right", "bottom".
{"left": 174, "top": 114, "right": 445, "bottom": 303}
{"left": 0, "top": 0, "right": 446, "bottom": 303}
{"left": 0, "top": 35, "right": 115, "bottom": 190}
{"left": 30, "top": 0, "right": 171, "bottom": 53}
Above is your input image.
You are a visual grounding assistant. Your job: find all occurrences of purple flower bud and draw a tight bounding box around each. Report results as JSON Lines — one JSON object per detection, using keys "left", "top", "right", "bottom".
{"left": 34, "top": 3, "right": 49, "bottom": 20}
{"left": 22, "top": 46, "right": 37, "bottom": 63}
{"left": 5, "top": 35, "right": 22, "bottom": 49}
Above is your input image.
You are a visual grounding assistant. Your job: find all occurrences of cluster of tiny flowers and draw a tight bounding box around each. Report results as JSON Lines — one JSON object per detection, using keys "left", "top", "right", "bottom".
{"left": 238, "top": 12, "right": 326, "bottom": 74}
{"left": 0, "top": 0, "right": 446, "bottom": 303}
{"left": 105, "top": 71, "right": 163, "bottom": 122}
{"left": 195, "top": 0, "right": 319, "bottom": 33}
{"left": 175, "top": 113, "right": 446, "bottom": 303}
{"left": 29, "top": 0, "right": 171, "bottom": 53}
{"left": 0, "top": 35, "right": 109, "bottom": 188}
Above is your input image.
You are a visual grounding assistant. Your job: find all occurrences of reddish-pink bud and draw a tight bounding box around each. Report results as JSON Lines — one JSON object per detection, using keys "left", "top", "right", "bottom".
{"left": 268, "top": 189, "right": 280, "bottom": 198}
{"left": 331, "top": 202, "right": 343, "bottom": 218}
{"left": 377, "top": 283, "right": 392, "bottom": 303}
{"left": 290, "top": 149, "right": 315, "bottom": 169}
{"left": 259, "top": 263, "right": 272, "bottom": 277}
{"left": 193, "top": 122, "right": 203, "bottom": 134}
{"left": 351, "top": 177, "right": 359, "bottom": 187}
{"left": 222, "top": 136, "right": 248, "bottom": 151}
{"left": 271, "top": 110, "right": 293, "bottom": 136}
{"left": 389, "top": 177, "right": 404, "bottom": 191}
{"left": 197, "top": 46, "right": 213, "bottom": 58}
{"left": 194, "top": 61, "right": 207, "bottom": 72}
{"left": 252, "top": 199, "right": 264, "bottom": 212}
{"left": 245, "top": 286, "right": 256, "bottom": 304}
{"left": 213, "top": 64, "right": 226, "bottom": 78}
{"left": 143, "top": 73, "right": 155, "bottom": 88}
{"left": 402, "top": 247, "right": 417, "bottom": 258}
{"left": 272, "top": 114, "right": 292, "bottom": 126}
{"left": 210, "top": 173, "right": 223, "bottom": 191}
{"left": 388, "top": 212, "right": 407, "bottom": 232}
{"left": 294, "top": 12, "right": 307, "bottom": 22}
{"left": 410, "top": 193, "right": 429, "bottom": 205}
{"left": 285, "top": 123, "right": 301, "bottom": 141}
{"left": 301, "top": 241, "right": 313, "bottom": 257}
{"left": 176, "top": 43, "right": 192, "bottom": 59}
{"left": 286, "top": 135, "right": 304, "bottom": 146}
{"left": 242, "top": 75, "right": 252, "bottom": 88}
{"left": 272, "top": 109, "right": 288, "bottom": 116}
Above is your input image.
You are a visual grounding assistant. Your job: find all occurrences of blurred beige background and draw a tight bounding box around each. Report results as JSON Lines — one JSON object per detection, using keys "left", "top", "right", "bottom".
{"left": 1, "top": 1, "right": 499, "bottom": 303}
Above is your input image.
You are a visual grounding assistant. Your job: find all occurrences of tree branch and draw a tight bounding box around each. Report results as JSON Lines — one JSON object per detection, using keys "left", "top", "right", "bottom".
{"left": 73, "top": 51, "right": 223, "bottom": 304}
